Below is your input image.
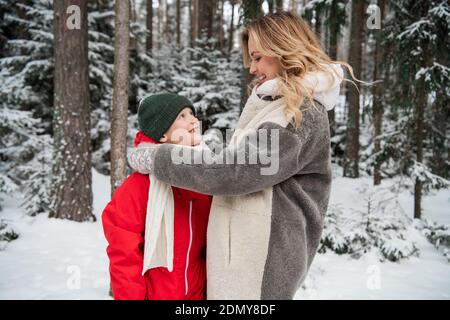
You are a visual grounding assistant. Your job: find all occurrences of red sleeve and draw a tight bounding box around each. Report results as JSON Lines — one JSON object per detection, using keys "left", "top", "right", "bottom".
{"left": 101, "top": 173, "right": 150, "bottom": 300}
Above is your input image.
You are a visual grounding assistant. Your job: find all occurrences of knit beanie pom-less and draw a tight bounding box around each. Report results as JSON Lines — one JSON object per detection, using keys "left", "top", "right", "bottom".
{"left": 138, "top": 93, "right": 195, "bottom": 141}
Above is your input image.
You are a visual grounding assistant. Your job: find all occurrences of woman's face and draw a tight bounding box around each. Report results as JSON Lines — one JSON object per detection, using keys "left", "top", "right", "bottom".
{"left": 247, "top": 34, "right": 280, "bottom": 85}
{"left": 160, "top": 107, "right": 201, "bottom": 146}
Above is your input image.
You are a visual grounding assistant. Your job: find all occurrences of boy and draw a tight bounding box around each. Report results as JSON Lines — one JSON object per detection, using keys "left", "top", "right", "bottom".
{"left": 102, "top": 93, "right": 212, "bottom": 300}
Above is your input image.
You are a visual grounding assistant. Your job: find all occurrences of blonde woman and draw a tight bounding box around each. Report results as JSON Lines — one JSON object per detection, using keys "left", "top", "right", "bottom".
{"left": 128, "top": 12, "right": 352, "bottom": 300}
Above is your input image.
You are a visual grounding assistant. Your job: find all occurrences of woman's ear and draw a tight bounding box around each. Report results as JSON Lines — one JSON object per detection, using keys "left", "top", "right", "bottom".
{"left": 159, "top": 134, "right": 168, "bottom": 143}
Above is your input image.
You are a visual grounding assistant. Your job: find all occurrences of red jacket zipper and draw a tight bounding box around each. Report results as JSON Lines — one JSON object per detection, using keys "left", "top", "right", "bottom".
{"left": 184, "top": 200, "right": 193, "bottom": 296}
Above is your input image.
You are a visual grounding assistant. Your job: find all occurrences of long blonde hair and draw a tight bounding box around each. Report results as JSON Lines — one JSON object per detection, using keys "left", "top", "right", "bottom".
{"left": 240, "top": 12, "right": 356, "bottom": 127}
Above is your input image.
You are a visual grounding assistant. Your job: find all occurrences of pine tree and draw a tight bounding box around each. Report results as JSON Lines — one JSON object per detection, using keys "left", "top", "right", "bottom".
{"left": 400, "top": 1, "right": 449, "bottom": 219}
{"left": 379, "top": 0, "right": 450, "bottom": 218}
{"left": 0, "top": 0, "right": 53, "bottom": 215}
{"left": 177, "top": 33, "right": 227, "bottom": 131}
{"left": 0, "top": 0, "right": 117, "bottom": 215}
{"left": 213, "top": 48, "right": 243, "bottom": 131}
{"left": 88, "top": 0, "right": 115, "bottom": 174}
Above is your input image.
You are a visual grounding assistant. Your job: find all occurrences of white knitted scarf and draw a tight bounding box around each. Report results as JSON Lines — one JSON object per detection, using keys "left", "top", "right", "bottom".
{"left": 142, "top": 174, "right": 175, "bottom": 275}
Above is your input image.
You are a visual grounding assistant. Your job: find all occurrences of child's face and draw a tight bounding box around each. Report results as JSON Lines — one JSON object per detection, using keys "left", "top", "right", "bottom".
{"left": 160, "top": 107, "right": 201, "bottom": 146}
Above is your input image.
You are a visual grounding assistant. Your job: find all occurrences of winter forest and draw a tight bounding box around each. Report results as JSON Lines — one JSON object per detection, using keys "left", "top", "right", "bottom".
{"left": 0, "top": 0, "right": 449, "bottom": 299}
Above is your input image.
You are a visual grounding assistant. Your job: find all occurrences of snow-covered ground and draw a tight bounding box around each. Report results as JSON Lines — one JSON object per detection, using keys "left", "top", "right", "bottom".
{"left": 0, "top": 170, "right": 111, "bottom": 300}
{"left": 0, "top": 167, "right": 449, "bottom": 300}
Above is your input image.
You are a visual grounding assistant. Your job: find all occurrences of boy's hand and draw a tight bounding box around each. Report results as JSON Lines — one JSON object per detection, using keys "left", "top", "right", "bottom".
{"left": 127, "top": 144, "right": 158, "bottom": 174}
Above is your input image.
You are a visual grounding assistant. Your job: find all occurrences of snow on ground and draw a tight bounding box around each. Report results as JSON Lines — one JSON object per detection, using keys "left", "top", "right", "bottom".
{"left": 0, "top": 170, "right": 111, "bottom": 300}
{"left": 296, "top": 232, "right": 450, "bottom": 299}
{"left": 0, "top": 167, "right": 449, "bottom": 299}
{"left": 296, "top": 167, "right": 450, "bottom": 300}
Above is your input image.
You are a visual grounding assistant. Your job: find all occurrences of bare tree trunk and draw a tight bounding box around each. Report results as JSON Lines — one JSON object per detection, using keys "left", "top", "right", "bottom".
{"left": 164, "top": 0, "right": 170, "bottom": 43}
{"left": 327, "top": 0, "right": 341, "bottom": 137}
{"left": 276, "top": 0, "right": 283, "bottom": 12}
{"left": 414, "top": 79, "right": 425, "bottom": 220}
{"left": 430, "top": 90, "right": 448, "bottom": 178}
{"left": 0, "top": 3, "right": 6, "bottom": 57}
{"left": 209, "top": 0, "right": 215, "bottom": 38}
{"left": 430, "top": 16, "right": 448, "bottom": 180}
{"left": 228, "top": 0, "right": 235, "bottom": 54}
{"left": 146, "top": 0, "right": 153, "bottom": 55}
{"left": 219, "top": 0, "right": 224, "bottom": 51}
{"left": 327, "top": 109, "right": 336, "bottom": 138}
{"left": 328, "top": 1, "right": 340, "bottom": 62}
{"left": 198, "top": 0, "right": 214, "bottom": 38}
{"left": 176, "top": 0, "right": 181, "bottom": 46}
{"left": 157, "top": 0, "right": 164, "bottom": 49}
{"left": 51, "top": 0, "right": 93, "bottom": 222}
{"left": 267, "top": 0, "right": 274, "bottom": 14}
{"left": 129, "top": 0, "right": 138, "bottom": 114}
{"left": 343, "top": 0, "right": 364, "bottom": 178}
{"left": 190, "top": 0, "right": 198, "bottom": 46}
{"left": 315, "top": 10, "right": 321, "bottom": 41}
{"left": 189, "top": 0, "right": 193, "bottom": 46}
{"left": 414, "top": 2, "right": 432, "bottom": 220}
{"left": 111, "top": 0, "right": 130, "bottom": 197}
{"left": 373, "top": 0, "right": 385, "bottom": 186}
{"left": 130, "top": 0, "right": 137, "bottom": 50}
{"left": 414, "top": 53, "right": 431, "bottom": 220}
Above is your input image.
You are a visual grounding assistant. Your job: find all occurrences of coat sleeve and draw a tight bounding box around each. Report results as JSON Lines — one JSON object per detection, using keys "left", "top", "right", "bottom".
{"left": 148, "top": 121, "right": 313, "bottom": 196}
{"left": 101, "top": 174, "right": 149, "bottom": 300}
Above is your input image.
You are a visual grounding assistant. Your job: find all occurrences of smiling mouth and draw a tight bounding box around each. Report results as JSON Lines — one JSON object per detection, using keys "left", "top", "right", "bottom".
{"left": 257, "top": 75, "right": 266, "bottom": 82}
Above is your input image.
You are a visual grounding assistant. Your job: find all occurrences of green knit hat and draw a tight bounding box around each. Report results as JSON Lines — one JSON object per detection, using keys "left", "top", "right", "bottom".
{"left": 138, "top": 93, "right": 195, "bottom": 141}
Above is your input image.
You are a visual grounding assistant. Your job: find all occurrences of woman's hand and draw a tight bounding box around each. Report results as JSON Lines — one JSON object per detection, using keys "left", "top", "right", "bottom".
{"left": 127, "top": 144, "right": 159, "bottom": 174}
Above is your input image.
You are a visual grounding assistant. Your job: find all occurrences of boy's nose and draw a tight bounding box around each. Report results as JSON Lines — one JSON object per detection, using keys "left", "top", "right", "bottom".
{"left": 249, "top": 65, "right": 257, "bottom": 75}
{"left": 189, "top": 115, "right": 198, "bottom": 123}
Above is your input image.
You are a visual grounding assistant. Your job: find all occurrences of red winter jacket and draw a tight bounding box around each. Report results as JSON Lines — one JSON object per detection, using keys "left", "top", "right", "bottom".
{"left": 102, "top": 132, "right": 212, "bottom": 300}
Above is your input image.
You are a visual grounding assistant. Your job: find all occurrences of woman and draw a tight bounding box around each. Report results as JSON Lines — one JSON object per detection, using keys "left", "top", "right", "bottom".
{"left": 128, "top": 12, "right": 352, "bottom": 300}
